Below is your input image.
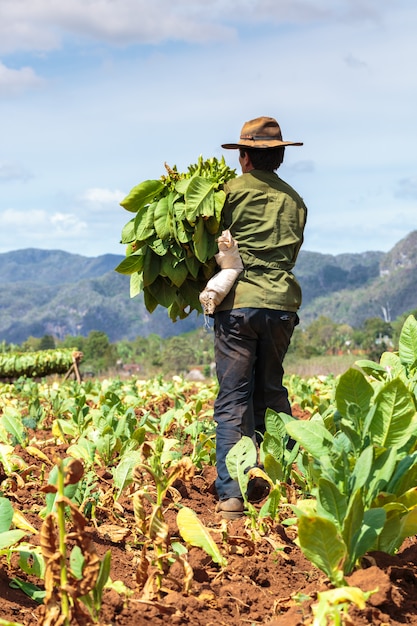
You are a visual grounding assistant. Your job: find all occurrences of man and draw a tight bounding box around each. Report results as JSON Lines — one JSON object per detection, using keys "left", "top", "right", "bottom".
{"left": 213, "top": 116, "right": 307, "bottom": 519}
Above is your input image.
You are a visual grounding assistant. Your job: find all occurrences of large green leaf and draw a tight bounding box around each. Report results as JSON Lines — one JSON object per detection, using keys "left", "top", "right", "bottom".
{"left": 316, "top": 478, "right": 347, "bottom": 530}
{"left": 349, "top": 507, "right": 386, "bottom": 567}
{"left": 350, "top": 446, "right": 373, "bottom": 494}
{"left": 192, "top": 217, "right": 210, "bottom": 263}
{"left": 147, "top": 276, "right": 177, "bottom": 308}
{"left": 264, "top": 409, "right": 295, "bottom": 441}
{"left": 399, "top": 315, "right": 417, "bottom": 368}
{"left": 177, "top": 506, "right": 227, "bottom": 567}
{"left": 368, "top": 378, "right": 417, "bottom": 448}
{"left": 134, "top": 201, "right": 157, "bottom": 241}
{"left": 184, "top": 177, "right": 215, "bottom": 224}
{"left": 130, "top": 272, "right": 142, "bottom": 298}
{"left": 112, "top": 450, "right": 143, "bottom": 501}
{"left": 286, "top": 419, "right": 335, "bottom": 463}
{"left": 0, "top": 408, "right": 25, "bottom": 445}
{"left": 114, "top": 251, "right": 144, "bottom": 275}
{"left": 142, "top": 248, "right": 161, "bottom": 287}
{"left": 335, "top": 368, "right": 374, "bottom": 420}
{"left": 161, "top": 256, "right": 188, "bottom": 288}
{"left": 120, "top": 217, "right": 136, "bottom": 244}
{"left": 355, "top": 359, "right": 389, "bottom": 380}
{"left": 154, "top": 196, "right": 172, "bottom": 240}
{"left": 380, "top": 351, "right": 407, "bottom": 382}
{"left": 386, "top": 451, "right": 417, "bottom": 496}
{"left": 120, "top": 179, "right": 164, "bottom": 213}
{"left": 143, "top": 287, "right": 158, "bottom": 313}
{"left": 226, "top": 436, "right": 257, "bottom": 499}
{"left": 263, "top": 453, "right": 283, "bottom": 483}
{"left": 365, "top": 447, "right": 397, "bottom": 505}
{"left": 297, "top": 515, "right": 346, "bottom": 586}
{"left": 341, "top": 488, "right": 364, "bottom": 565}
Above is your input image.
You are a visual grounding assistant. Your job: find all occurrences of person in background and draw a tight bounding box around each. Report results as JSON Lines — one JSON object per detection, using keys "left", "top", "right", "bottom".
{"left": 213, "top": 116, "right": 308, "bottom": 519}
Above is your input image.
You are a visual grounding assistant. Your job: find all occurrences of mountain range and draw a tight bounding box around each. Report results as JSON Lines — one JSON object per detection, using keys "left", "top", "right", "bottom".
{"left": 1, "top": 231, "right": 416, "bottom": 344}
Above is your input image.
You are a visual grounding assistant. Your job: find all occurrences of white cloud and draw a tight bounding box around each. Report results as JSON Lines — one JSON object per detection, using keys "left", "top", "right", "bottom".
{"left": 0, "top": 0, "right": 401, "bottom": 55}
{"left": 0, "top": 208, "right": 87, "bottom": 235}
{"left": 81, "top": 187, "right": 125, "bottom": 210}
{"left": 0, "top": 62, "right": 44, "bottom": 95}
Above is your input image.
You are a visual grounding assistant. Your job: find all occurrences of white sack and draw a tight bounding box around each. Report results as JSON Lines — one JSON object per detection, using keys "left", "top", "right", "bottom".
{"left": 199, "top": 230, "right": 243, "bottom": 315}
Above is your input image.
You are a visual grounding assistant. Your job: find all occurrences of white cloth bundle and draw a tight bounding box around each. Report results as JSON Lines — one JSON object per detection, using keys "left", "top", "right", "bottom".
{"left": 199, "top": 230, "right": 244, "bottom": 315}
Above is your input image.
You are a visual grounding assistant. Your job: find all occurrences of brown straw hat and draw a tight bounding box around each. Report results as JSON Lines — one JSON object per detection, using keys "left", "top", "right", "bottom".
{"left": 221, "top": 116, "right": 303, "bottom": 149}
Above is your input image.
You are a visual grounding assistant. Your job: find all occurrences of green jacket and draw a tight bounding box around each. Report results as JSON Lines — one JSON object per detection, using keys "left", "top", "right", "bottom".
{"left": 216, "top": 169, "right": 307, "bottom": 312}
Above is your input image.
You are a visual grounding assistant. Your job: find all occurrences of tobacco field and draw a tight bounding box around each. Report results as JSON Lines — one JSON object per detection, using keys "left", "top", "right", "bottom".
{"left": 1, "top": 316, "right": 417, "bottom": 625}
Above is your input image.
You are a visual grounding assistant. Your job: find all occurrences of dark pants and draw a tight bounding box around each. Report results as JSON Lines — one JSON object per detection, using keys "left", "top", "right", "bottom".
{"left": 213, "top": 308, "right": 299, "bottom": 500}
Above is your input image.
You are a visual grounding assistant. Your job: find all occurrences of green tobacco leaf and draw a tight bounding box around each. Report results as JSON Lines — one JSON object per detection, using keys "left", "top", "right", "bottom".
{"left": 161, "top": 255, "right": 188, "bottom": 288}
{"left": 177, "top": 506, "right": 227, "bottom": 567}
{"left": 18, "top": 548, "right": 45, "bottom": 578}
{"left": 120, "top": 179, "right": 164, "bottom": 213}
{"left": 399, "top": 315, "right": 417, "bottom": 367}
{"left": 335, "top": 368, "right": 373, "bottom": 420}
{"left": 120, "top": 217, "right": 136, "bottom": 244}
{"left": 112, "top": 450, "right": 143, "bottom": 501}
{"left": 226, "top": 435, "right": 257, "bottom": 499}
{"left": 9, "top": 578, "right": 45, "bottom": 604}
{"left": 365, "top": 447, "right": 397, "bottom": 505}
{"left": 341, "top": 488, "right": 364, "bottom": 570}
{"left": 142, "top": 248, "right": 161, "bottom": 287}
{"left": 184, "top": 177, "right": 215, "bottom": 224}
{"left": 177, "top": 279, "right": 203, "bottom": 313}
{"left": 143, "top": 286, "right": 158, "bottom": 313}
{"left": 130, "top": 272, "right": 142, "bottom": 298}
{"left": 114, "top": 252, "right": 145, "bottom": 275}
{"left": 0, "top": 529, "right": 26, "bottom": 550}
{"left": 316, "top": 478, "right": 347, "bottom": 529}
{"left": 0, "top": 408, "right": 25, "bottom": 445}
{"left": 386, "top": 452, "right": 417, "bottom": 496}
{"left": 263, "top": 453, "right": 283, "bottom": 483}
{"left": 297, "top": 514, "right": 346, "bottom": 586}
{"left": 355, "top": 360, "right": 388, "bottom": 377}
{"left": 264, "top": 409, "right": 295, "bottom": 441}
{"left": 369, "top": 378, "right": 416, "bottom": 448}
{"left": 286, "top": 419, "right": 335, "bottom": 462}
{"left": 133, "top": 201, "right": 157, "bottom": 241}
{"left": 0, "top": 497, "right": 14, "bottom": 534}
{"left": 192, "top": 217, "right": 209, "bottom": 263}
{"left": 380, "top": 352, "right": 407, "bottom": 381}
{"left": 352, "top": 507, "right": 386, "bottom": 564}
{"left": 374, "top": 507, "right": 405, "bottom": 554}
{"left": 397, "top": 505, "right": 417, "bottom": 545}
{"left": 350, "top": 446, "right": 373, "bottom": 494}
{"left": 262, "top": 433, "right": 283, "bottom": 460}
{"left": 154, "top": 196, "right": 172, "bottom": 240}
{"left": 147, "top": 276, "right": 177, "bottom": 309}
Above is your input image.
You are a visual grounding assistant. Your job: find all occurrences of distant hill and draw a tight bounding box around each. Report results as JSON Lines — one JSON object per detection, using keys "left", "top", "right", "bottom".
{"left": 1, "top": 231, "right": 416, "bottom": 343}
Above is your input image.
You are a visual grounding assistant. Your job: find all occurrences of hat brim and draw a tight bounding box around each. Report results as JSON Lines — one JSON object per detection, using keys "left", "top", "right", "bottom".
{"left": 221, "top": 140, "right": 303, "bottom": 149}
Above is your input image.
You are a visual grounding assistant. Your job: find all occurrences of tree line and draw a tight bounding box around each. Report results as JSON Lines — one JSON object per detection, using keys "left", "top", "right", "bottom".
{"left": 1, "top": 310, "right": 415, "bottom": 378}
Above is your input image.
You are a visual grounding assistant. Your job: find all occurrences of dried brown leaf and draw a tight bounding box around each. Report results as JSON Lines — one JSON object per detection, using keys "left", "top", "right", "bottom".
{"left": 40, "top": 514, "right": 58, "bottom": 562}
{"left": 136, "top": 543, "right": 150, "bottom": 590}
{"left": 96, "top": 523, "right": 131, "bottom": 543}
{"left": 149, "top": 506, "right": 169, "bottom": 545}
{"left": 64, "top": 458, "right": 84, "bottom": 486}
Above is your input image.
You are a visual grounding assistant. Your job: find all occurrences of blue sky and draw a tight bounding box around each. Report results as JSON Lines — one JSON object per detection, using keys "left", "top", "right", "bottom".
{"left": 0, "top": 0, "right": 416, "bottom": 258}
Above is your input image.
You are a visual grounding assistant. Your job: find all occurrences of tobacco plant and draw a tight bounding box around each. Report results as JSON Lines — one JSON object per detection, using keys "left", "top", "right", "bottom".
{"left": 38, "top": 458, "right": 110, "bottom": 625}
{"left": 132, "top": 436, "right": 195, "bottom": 597}
{"left": 288, "top": 315, "right": 417, "bottom": 585}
